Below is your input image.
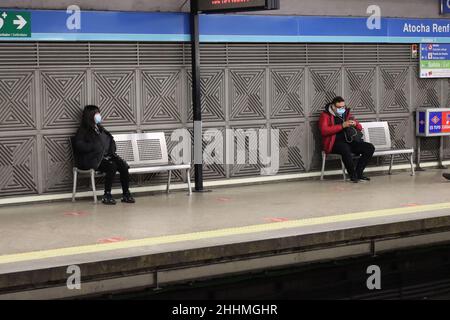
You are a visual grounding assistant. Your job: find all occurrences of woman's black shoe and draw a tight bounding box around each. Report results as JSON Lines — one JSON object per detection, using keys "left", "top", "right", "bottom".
{"left": 121, "top": 192, "right": 135, "bottom": 203}
{"left": 102, "top": 192, "right": 116, "bottom": 205}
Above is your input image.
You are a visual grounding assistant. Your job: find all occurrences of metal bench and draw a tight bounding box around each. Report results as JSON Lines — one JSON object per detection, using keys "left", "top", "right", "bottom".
{"left": 71, "top": 132, "right": 192, "bottom": 203}
{"left": 320, "top": 121, "right": 415, "bottom": 181}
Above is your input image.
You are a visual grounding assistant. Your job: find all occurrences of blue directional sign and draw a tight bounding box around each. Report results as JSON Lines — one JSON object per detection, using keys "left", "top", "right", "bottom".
{"left": 420, "top": 43, "right": 450, "bottom": 78}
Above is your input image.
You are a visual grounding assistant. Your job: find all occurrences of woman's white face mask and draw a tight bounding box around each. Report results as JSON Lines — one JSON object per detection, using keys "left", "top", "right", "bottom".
{"left": 94, "top": 113, "right": 102, "bottom": 124}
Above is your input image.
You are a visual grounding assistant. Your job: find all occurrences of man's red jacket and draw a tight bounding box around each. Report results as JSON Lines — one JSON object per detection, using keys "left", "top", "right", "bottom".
{"left": 319, "top": 106, "right": 363, "bottom": 154}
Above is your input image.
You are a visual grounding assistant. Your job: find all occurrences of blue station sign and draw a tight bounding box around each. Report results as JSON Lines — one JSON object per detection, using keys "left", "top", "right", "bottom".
{"left": 1, "top": 9, "right": 450, "bottom": 43}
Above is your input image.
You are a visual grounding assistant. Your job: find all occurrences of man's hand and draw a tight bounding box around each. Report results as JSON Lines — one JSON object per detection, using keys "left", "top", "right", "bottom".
{"left": 342, "top": 120, "right": 356, "bottom": 128}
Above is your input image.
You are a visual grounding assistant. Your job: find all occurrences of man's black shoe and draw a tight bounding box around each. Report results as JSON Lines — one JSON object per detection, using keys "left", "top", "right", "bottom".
{"left": 358, "top": 175, "right": 371, "bottom": 181}
{"left": 121, "top": 191, "right": 135, "bottom": 203}
{"left": 443, "top": 173, "right": 450, "bottom": 180}
{"left": 350, "top": 174, "right": 359, "bottom": 183}
{"left": 102, "top": 192, "right": 116, "bottom": 205}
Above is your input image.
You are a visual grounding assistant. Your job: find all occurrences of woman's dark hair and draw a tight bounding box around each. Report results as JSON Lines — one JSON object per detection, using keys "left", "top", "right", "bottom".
{"left": 81, "top": 105, "right": 100, "bottom": 130}
{"left": 332, "top": 96, "right": 345, "bottom": 105}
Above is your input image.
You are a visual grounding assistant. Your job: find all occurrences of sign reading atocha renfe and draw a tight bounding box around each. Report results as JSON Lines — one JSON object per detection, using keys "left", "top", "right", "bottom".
{"left": 0, "top": 11, "right": 31, "bottom": 37}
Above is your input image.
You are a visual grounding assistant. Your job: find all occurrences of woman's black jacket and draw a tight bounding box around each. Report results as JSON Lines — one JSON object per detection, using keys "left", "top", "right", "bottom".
{"left": 73, "top": 125, "right": 117, "bottom": 170}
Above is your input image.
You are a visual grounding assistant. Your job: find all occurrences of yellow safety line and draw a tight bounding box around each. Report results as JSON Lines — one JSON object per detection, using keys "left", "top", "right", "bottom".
{"left": 1, "top": 202, "right": 450, "bottom": 265}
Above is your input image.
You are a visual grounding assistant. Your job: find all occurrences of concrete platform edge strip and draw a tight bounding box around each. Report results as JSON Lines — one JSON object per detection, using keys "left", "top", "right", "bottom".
{"left": 0, "top": 160, "right": 443, "bottom": 206}
{"left": 1, "top": 201, "right": 450, "bottom": 266}
{"left": 2, "top": 229, "right": 450, "bottom": 300}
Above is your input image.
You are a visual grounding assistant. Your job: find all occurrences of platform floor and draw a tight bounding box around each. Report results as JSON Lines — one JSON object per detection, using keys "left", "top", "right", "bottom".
{"left": 1, "top": 169, "right": 450, "bottom": 275}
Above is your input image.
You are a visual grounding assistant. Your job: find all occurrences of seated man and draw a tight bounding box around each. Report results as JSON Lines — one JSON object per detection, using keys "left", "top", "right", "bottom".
{"left": 319, "top": 96, "right": 375, "bottom": 183}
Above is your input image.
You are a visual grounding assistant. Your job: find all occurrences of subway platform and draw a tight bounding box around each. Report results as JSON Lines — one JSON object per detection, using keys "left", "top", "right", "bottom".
{"left": 2, "top": 169, "right": 450, "bottom": 299}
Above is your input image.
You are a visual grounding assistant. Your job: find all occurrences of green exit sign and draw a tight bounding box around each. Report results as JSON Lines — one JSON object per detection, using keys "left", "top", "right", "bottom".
{"left": 0, "top": 11, "right": 31, "bottom": 37}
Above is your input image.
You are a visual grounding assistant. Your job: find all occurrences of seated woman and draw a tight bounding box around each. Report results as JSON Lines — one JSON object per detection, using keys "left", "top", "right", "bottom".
{"left": 319, "top": 96, "right": 375, "bottom": 183}
{"left": 74, "top": 105, "right": 135, "bottom": 205}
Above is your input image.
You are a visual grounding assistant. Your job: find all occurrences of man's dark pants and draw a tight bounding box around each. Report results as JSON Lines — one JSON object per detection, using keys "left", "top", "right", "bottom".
{"left": 332, "top": 141, "right": 375, "bottom": 178}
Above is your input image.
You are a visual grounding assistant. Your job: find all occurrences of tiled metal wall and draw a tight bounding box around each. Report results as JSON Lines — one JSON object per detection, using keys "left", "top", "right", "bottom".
{"left": 0, "top": 42, "right": 446, "bottom": 197}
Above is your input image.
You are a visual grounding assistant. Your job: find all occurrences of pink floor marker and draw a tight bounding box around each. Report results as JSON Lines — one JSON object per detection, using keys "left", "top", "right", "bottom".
{"left": 331, "top": 186, "right": 350, "bottom": 192}
{"left": 401, "top": 203, "right": 420, "bottom": 207}
{"left": 97, "top": 237, "right": 126, "bottom": 244}
{"left": 63, "top": 211, "right": 90, "bottom": 217}
{"left": 264, "top": 217, "right": 289, "bottom": 223}
{"left": 216, "top": 197, "right": 231, "bottom": 202}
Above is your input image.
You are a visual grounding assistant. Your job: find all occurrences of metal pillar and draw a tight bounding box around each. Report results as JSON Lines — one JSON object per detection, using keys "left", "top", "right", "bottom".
{"left": 438, "top": 136, "right": 447, "bottom": 169}
{"left": 190, "top": 0, "right": 204, "bottom": 191}
{"left": 416, "top": 136, "right": 425, "bottom": 171}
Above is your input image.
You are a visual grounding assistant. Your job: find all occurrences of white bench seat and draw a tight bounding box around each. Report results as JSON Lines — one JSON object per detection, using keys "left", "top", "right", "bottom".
{"left": 373, "top": 148, "right": 414, "bottom": 157}
{"left": 71, "top": 132, "right": 192, "bottom": 203}
{"left": 128, "top": 164, "right": 191, "bottom": 174}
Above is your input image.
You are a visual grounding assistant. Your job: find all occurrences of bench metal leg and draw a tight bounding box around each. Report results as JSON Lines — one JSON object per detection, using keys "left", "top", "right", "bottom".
{"left": 389, "top": 154, "right": 394, "bottom": 175}
{"left": 187, "top": 168, "right": 192, "bottom": 195}
{"left": 72, "top": 168, "right": 77, "bottom": 202}
{"left": 341, "top": 158, "right": 346, "bottom": 181}
{"left": 90, "top": 169, "right": 97, "bottom": 204}
{"left": 410, "top": 153, "right": 415, "bottom": 176}
{"left": 166, "top": 170, "right": 172, "bottom": 194}
{"left": 320, "top": 152, "right": 326, "bottom": 181}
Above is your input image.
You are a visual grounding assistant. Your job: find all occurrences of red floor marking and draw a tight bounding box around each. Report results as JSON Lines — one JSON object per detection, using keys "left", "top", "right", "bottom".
{"left": 264, "top": 217, "right": 289, "bottom": 223}
{"left": 331, "top": 186, "right": 349, "bottom": 192}
{"left": 216, "top": 197, "right": 231, "bottom": 202}
{"left": 63, "top": 211, "right": 90, "bottom": 217}
{"left": 401, "top": 203, "right": 420, "bottom": 207}
{"left": 97, "top": 237, "right": 126, "bottom": 244}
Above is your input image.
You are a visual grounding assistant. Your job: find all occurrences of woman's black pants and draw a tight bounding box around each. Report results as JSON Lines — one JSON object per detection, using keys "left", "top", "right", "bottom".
{"left": 332, "top": 140, "right": 375, "bottom": 178}
{"left": 97, "top": 158, "right": 130, "bottom": 194}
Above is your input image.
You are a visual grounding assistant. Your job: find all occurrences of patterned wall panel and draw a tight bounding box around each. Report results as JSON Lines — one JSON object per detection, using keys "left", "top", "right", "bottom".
{"left": 344, "top": 67, "right": 376, "bottom": 115}
{"left": 270, "top": 68, "right": 305, "bottom": 119}
{"left": 379, "top": 66, "right": 410, "bottom": 114}
{"left": 0, "top": 136, "right": 38, "bottom": 195}
{"left": 229, "top": 69, "right": 266, "bottom": 121}
{"left": 0, "top": 70, "right": 36, "bottom": 131}
{"left": 379, "top": 116, "right": 414, "bottom": 163}
{"left": 2, "top": 42, "right": 449, "bottom": 199}
{"left": 41, "top": 70, "right": 88, "bottom": 129}
{"left": 141, "top": 69, "right": 183, "bottom": 125}
{"left": 419, "top": 137, "right": 440, "bottom": 161}
{"left": 308, "top": 120, "right": 325, "bottom": 171}
{"left": 187, "top": 70, "right": 225, "bottom": 122}
{"left": 445, "top": 79, "right": 450, "bottom": 108}
{"left": 309, "top": 67, "right": 342, "bottom": 116}
{"left": 42, "top": 134, "right": 75, "bottom": 192}
{"left": 412, "top": 67, "right": 441, "bottom": 109}
{"left": 92, "top": 69, "right": 137, "bottom": 126}
{"left": 230, "top": 125, "right": 266, "bottom": 177}
{"left": 189, "top": 128, "right": 226, "bottom": 180}
{"left": 140, "top": 129, "right": 185, "bottom": 184}
{"left": 271, "top": 122, "right": 306, "bottom": 173}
